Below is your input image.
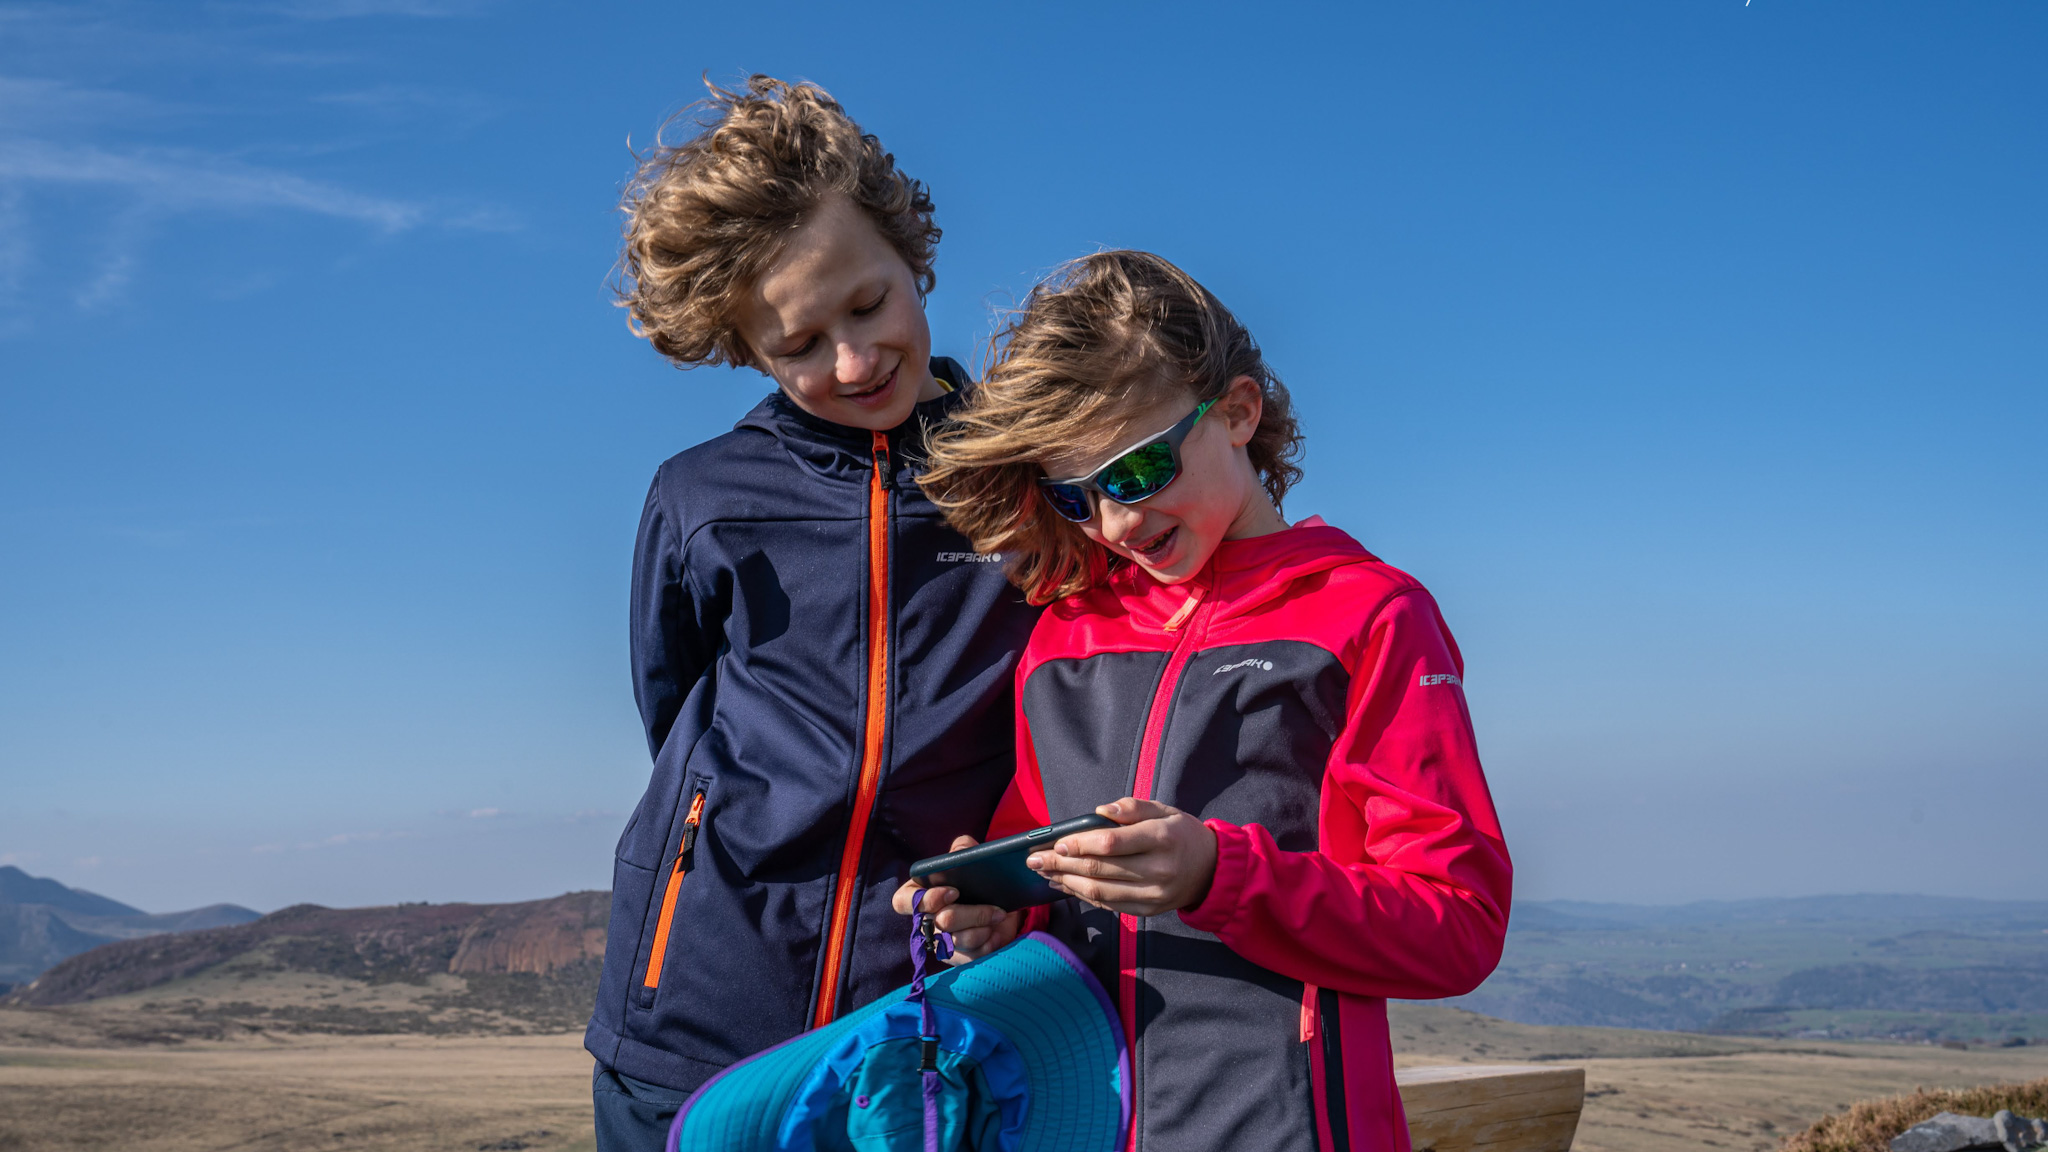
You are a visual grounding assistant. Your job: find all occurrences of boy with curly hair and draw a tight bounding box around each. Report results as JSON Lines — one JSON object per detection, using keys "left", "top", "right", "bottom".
{"left": 585, "top": 76, "right": 1040, "bottom": 1149}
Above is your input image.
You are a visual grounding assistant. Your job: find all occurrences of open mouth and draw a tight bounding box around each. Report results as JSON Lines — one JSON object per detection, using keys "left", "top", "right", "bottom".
{"left": 1132, "top": 526, "right": 1177, "bottom": 564}
{"left": 842, "top": 366, "right": 897, "bottom": 404}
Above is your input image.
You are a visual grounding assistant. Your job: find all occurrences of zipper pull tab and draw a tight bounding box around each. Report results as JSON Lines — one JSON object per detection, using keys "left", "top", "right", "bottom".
{"left": 678, "top": 789, "right": 706, "bottom": 871}
{"left": 872, "top": 431, "right": 892, "bottom": 486}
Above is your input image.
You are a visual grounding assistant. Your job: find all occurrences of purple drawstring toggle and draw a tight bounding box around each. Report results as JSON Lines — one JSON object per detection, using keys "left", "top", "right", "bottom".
{"left": 907, "top": 888, "right": 954, "bottom": 1152}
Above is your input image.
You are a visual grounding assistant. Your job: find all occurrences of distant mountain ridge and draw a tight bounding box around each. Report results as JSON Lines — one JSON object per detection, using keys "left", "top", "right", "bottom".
{"left": 0, "top": 866, "right": 143, "bottom": 919}
{"left": 10, "top": 883, "right": 2042, "bottom": 1044}
{"left": 0, "top": 866, "right": 262, "bottom": 989}
{"left": 1533, "top": 894, "right": 2048, "bottom": 929}
{"left": 2, "top": 891, "right": 609, "bottom": 1036}
{"left": 1441, "top": 895, "right": 2048, "bottom": 1042}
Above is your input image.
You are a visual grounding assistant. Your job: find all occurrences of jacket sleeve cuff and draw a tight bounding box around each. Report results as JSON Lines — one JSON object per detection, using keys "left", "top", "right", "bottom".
{"left": 1179, "top": 819, "right": 1249, "bottom": 933}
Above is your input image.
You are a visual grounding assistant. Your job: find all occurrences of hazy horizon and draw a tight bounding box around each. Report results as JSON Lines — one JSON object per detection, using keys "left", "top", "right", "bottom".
{"left": 2, "top": 2, "right": 2043, "bottom": 914}
{"left": 14, "top": 861, "right": 2046, "bottom": 921}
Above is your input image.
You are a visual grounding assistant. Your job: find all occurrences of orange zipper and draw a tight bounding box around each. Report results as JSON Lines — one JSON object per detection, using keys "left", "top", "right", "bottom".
{"left": 813, "top": 430, "right": 893, "bottom": 1027}
{"left": 641, "top": 787, "right": 706, "bottom": 989}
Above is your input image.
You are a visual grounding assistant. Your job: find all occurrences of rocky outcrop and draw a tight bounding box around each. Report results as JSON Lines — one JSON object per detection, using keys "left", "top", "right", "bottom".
{"left": 1891, "top": 1110, "right": 2048, "bottom": 1152}
{"left": 449, "top": 893, "right": 608, "bottom": 976}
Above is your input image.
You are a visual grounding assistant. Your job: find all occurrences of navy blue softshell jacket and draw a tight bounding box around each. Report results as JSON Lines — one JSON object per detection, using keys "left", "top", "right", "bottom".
{"left": 585, "top": 358, "right": 1043, "bottom": 1093}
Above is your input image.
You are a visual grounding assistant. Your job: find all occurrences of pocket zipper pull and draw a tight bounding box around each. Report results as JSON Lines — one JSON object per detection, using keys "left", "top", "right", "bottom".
{"left": 677, "top": 789, "right": 706, "bottom": 872}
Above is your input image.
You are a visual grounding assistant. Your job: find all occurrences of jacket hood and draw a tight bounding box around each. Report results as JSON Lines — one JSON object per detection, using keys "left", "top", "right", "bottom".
{"left": 732, "top": 356, "right": 971, "bottom": 484}
{"left": 1093, "top": 516, "right": 1379, "bottom": 628}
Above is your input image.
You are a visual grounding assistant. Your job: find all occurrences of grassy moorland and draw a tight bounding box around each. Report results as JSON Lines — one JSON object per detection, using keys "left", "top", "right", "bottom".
{"left": 4, "top": 998, "right": 2046, "bottom": 1152}
{"left": 3, "top": 892, "right": 2044, "bottom": 1150}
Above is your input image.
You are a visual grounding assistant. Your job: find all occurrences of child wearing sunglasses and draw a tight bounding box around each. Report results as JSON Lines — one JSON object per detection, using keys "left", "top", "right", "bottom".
{"left": 904, "top": 251, "right": 1513, "bottom": 1151}
{"left": 587, "top": 77, "right": 1041, "bottom": 1150}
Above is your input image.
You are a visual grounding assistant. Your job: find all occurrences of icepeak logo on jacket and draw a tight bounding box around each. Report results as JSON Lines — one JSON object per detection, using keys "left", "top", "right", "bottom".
{"left": 587, "top": 357, "right": 1043, "bottom": 1095}
{"left": 990, "top": 517, "right": 1512, "bottom": 1152}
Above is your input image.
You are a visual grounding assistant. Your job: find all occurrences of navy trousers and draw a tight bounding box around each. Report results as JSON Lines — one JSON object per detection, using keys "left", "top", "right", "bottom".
{"left": 592, "top": 1065, "right": 693, "bottom": 1152}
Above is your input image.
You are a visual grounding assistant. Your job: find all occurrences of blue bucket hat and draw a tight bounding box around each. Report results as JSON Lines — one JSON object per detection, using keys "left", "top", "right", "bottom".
{"left": 668, "top": 893, "right": 1129, "bottom": 1152}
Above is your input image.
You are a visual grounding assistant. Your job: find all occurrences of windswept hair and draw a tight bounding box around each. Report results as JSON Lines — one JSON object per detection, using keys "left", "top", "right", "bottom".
{"left": 921, "top": 251, "right": 1305, "bottom": 605}
{"left": 613, "top": 75, "right": 940, "bottom": 368}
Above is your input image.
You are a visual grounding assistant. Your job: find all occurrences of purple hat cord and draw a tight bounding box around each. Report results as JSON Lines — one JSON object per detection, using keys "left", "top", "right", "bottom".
{"left": 907, "top": 889, "right": 955, "bottom": 1152}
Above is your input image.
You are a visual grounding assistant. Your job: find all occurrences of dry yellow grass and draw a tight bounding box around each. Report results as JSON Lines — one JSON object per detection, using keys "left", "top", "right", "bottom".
{"left": 4, "top": 999, "right": 2047, "bottom": 1151}
{"left": 1780, "top": 1077, "right": 2048, "bottom": 1152}
{"left": 1386, "top": 1003, "right": 2048, "bottom": 1152}
{"left": 0, "top": 1025, "right": 594, "bottom": 1152}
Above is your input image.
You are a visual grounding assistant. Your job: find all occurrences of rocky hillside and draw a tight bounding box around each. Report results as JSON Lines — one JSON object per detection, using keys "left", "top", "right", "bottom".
{"left": 2, "top": 891, "right": 609, "bottom": 1036}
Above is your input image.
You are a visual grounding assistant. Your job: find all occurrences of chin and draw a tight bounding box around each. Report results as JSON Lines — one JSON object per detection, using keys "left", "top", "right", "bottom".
{"left": 818, "top": 391, "right": 913, "bottom": 431}
{"left": 1133, "top": 559, "right": 1198, "bottom": 585}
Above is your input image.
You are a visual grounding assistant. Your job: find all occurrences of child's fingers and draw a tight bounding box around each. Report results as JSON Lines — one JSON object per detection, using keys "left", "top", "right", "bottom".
{"left": 893, "top": 834, "right": 981, "bottom": 916}
{"left": 1050, "top": 815, "right": 1175, "bottom": 861}
{"left": 894, "top": 882, "right": 956, "bottom": 917}
{"left": 1028, "top": 850, "right": 1150, "bottom": 884}
{"left": 947, "top": 909, "right": 1023, "bottom": 962}
{"left": 1095, "top": 797, "right": 1179, "bottom": 825}
{"left": 1054, "top": 874, "right": 1172, "bottom": 916}
{"left": 933, "top": 901, "right": 1008, "bottom": 935}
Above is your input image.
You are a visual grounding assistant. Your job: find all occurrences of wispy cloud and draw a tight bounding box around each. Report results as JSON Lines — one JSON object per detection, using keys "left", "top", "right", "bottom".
{"left": 0, "top": 139, "right": 427, "bottom": 230}
{"left": 0, "top": 75, "right": 166, "bottom": 126}
{"left": 0, "top": 0, "right": 518, "bottom": 320}
{"left": 311, "top": 82, "right": 496, "bottom": 127}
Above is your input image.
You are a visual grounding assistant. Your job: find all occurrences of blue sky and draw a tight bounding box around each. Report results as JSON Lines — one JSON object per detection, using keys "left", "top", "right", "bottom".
{"left": 1, "top": 1, "right": 2042, "bottom": 914}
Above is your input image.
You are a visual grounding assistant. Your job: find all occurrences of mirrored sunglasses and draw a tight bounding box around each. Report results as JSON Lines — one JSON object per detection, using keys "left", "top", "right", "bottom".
{"left": 1037, "top": 398, "right": 1216, "bottom": 524}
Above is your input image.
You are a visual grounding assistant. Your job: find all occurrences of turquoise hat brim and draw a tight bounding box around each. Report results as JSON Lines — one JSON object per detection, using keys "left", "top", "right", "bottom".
{"left": 669, "top": 932, "right": 1128, "bottom": 1152}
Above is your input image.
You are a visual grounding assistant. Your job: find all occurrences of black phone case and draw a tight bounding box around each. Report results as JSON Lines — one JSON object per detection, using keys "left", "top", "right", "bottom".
{"left": 907, "top": 813, "right": 1118, "bottom": 911}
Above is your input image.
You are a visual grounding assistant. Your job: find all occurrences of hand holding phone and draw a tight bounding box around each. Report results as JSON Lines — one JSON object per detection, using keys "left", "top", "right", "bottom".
{"left": 891, "top": 834, "right": 1023, "bottom": 961}
{"left": 908, "top": 813, "right": 1119, "bottom": 911}
{"left": 1021, "top": 798, "right": 1220, "bottom": 918}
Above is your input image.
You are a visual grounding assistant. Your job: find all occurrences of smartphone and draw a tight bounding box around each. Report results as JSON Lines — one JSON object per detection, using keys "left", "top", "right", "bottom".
{"left": 908, "top": 813, "right": 1118, "bottom": 911}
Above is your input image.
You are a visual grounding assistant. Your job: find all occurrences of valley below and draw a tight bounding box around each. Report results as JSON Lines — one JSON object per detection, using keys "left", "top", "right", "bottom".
{"left": 3, "top": 884, "right": 2046, "bottom": 1151}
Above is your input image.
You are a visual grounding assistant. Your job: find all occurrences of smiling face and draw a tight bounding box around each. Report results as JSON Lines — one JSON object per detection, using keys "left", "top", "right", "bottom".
{"left": 1036, "top": 375, "right": 1289, "bottom": 585}
{"left": 732, "top": 193, "right": 939, "bottom": 430}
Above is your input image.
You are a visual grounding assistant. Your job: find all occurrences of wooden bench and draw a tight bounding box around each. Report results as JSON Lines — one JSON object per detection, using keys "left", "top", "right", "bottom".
{"left": 1398, "top": 1064, "right": 1587, "bottom": 1152}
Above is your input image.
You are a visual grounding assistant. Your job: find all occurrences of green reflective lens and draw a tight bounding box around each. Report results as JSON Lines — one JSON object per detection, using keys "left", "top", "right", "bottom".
{"left": 1098, "top": 441, "right": 1178, "bottom": 503}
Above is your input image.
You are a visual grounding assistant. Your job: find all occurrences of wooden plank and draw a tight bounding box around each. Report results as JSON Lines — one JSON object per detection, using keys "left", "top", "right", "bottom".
{"left": 1397, "top": 1064, "right": 1587, "bottom": 1152}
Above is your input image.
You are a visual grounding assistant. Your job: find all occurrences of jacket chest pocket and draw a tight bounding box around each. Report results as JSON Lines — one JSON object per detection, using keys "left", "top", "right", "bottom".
{"left": 1155, "top": 643, "right": 1348, "bottom": 851}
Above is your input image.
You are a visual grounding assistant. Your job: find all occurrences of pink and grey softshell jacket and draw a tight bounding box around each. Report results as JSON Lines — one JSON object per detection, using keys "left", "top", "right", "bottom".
{"left": 988, "top": 518, "right": 1513, "bottom": 1152}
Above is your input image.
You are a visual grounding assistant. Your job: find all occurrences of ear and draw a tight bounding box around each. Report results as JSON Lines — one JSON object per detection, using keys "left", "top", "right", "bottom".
{"left": 1217, "top": 375, "right": 1264, "bottom": 449}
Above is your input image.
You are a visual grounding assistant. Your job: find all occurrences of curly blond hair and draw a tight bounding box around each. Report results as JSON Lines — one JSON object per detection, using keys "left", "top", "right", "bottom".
{"left": 920, "top": 251, "right": 1305, "bottom": 605}
{"left": 614, "top": 75, "right": 940, "bottom": 368}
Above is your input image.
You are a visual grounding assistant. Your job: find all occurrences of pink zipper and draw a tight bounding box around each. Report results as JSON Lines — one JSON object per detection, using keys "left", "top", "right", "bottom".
{"left": 1118, "top": 582, "right": 1214, "bottom": 1151}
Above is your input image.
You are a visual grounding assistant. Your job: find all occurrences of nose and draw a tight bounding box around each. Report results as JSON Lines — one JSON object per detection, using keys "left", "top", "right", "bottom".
{"left": 1095, "top": 499, "right": 1146, "bottom": 546}
{"left": 835, "top": 338, "right": 878, "bottom": 387}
